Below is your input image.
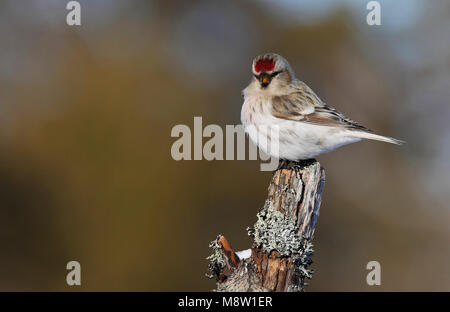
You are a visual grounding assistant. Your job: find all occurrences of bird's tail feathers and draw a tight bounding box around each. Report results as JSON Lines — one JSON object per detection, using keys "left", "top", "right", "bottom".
{"left": 351, "top": 131, "right": 405, "bottom": 145}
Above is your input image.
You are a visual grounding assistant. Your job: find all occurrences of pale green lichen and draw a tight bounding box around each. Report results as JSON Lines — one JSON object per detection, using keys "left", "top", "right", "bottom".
{"left": 247, "top": 200, "right": 303, "bottom": 256}
{"left": 247, "top": 200, "right": 315, "bottom": 292}
{"left": 206, "top": 235, "right": 226, "bottom": 280}
{"left": 290, "top": 240, "right": 314, "bottom": 291}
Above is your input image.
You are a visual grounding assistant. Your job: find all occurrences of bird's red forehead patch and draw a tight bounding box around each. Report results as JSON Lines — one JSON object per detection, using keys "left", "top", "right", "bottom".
{"left": 254, "top": 58, "right": 275, "bottom": 73}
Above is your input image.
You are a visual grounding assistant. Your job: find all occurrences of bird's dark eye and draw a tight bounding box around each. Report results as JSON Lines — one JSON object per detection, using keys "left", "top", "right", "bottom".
{"left": 254, "top": 74, "right": 260, "bottom": 79}
{"left": 270, "top": 71, "right": 282, "bottom": 78}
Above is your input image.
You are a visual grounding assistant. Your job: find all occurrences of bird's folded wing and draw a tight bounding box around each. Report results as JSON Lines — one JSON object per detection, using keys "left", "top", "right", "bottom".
{"left": 271, "top": 91, "right": 372, "bottom": 133}
{"left": 271, "top": 92, "right": 315, "bottom": 121}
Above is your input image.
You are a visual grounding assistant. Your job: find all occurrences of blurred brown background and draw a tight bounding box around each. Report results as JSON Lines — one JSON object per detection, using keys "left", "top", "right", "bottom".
{"left": 0, "top": 0, "right": 449, "bottom": 291}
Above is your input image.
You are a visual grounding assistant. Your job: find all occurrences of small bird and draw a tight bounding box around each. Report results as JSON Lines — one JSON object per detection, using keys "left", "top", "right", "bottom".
{"left": 241, "top": 53, "right": 403, "bottom": 160}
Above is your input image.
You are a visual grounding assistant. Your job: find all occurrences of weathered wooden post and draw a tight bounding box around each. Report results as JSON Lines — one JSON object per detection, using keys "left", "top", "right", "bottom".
{"left": 207, "top": 159, "right": 325, "bottom": 292}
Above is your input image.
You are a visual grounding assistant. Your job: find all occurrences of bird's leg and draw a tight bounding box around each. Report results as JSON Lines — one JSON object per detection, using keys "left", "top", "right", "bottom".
{"left": 289, "top": 158, "right": 316, "bottom": 171}
{"left": 276, "top": 159, "right": 287, "bottom": 171}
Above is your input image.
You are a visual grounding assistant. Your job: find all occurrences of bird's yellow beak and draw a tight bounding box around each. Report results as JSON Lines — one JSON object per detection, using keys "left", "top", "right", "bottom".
{"left": 262, "top": 76, "right": 270, "bottom": 85}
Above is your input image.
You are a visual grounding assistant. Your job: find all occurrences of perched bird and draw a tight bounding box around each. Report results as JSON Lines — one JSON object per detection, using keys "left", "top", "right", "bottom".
{"left": 241, "top": 53, "right": 403, "bottom": 160}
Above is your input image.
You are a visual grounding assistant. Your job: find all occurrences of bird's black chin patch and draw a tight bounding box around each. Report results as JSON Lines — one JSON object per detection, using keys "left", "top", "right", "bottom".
{"left": 257, "top": 71, "right": 279, "bottom": 89}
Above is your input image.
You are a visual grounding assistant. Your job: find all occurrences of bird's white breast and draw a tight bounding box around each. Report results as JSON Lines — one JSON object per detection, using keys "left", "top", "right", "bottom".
{"left": 241, "top": 95, "right": 360, "bottom": 160}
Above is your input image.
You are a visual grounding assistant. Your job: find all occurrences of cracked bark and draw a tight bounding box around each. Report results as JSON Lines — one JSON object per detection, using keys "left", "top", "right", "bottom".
{"left": 207, "top": 159, "right": 325, "bottom": 292}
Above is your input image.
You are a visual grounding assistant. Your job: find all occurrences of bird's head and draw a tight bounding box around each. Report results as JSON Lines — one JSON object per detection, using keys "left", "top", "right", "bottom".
{"left": 250, "top": 53, "right": 295, "bottom": 94}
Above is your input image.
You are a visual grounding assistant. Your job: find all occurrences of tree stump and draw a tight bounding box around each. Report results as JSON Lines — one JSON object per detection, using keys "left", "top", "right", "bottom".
{"left": 207, "top": 159, "right": 325, "bottom": 292}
